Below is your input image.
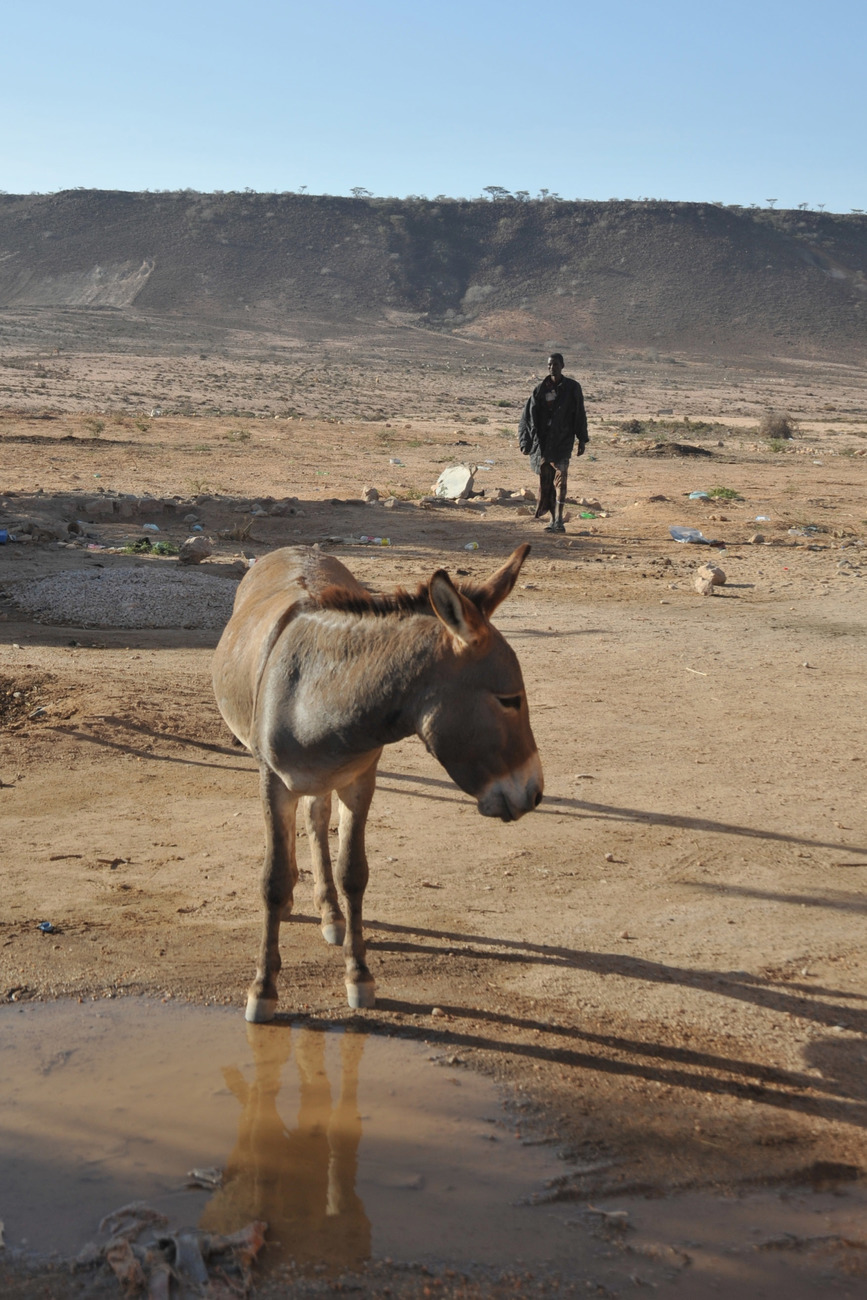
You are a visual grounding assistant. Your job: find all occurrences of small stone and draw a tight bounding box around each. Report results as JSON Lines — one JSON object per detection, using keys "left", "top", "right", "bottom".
{"left": 431, "top": 1006, "right": 446, "bottom": 1018}
{"left": 698, "top": 563, "right": 726, "bottom": 585}
{"left": 748, "top": 533, "right": 765, "bottom": 544}
{"left": 604, "top": 852, "right": 615, "bottom": 862}
{"left": 619, "top": 930, "right": 631, "bottom": 940}
{"left": 694, "top": 574, "right": 716, "bottom": 596}
{"left": 362, "top": 486, "right": 379, "bottom": 502}
{"left": 178, "top": 535, "right": 213, "bottom": 565}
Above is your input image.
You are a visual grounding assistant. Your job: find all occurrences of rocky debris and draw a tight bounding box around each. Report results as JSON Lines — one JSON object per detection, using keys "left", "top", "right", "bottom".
{"left": 178, "top": 535, "right": 213, "bottom": 564}
{"left": 362, "top": 485, "right": 380, "bottom": 502}
{"left": 694, "top": 563, "right": 726, "bottom": 595}
{"left": 632, "top": 442, "right": 714, "bottom": 458}
{"left": 13, "top": 517, "right": 67, "bottom": 543}
{"left": 511, "top": 487, "right": 537, "bottom": 502}
{"left": 699, "top": 563, "right": 726, "bottom": 585}
{"left": 434, "top": 464, "right": 475, "bottom": 500}
{"left": 748, "top": 533, "right": 766, "bottom": 544}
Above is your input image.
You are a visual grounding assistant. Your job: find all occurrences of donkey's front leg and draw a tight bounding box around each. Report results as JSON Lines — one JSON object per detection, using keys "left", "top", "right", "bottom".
{"left": 246, "top": 766, "right": 299, "bottom": 1023}
{"left": 302, "top": 793, "right": 347, "bottom": 946}
{"left": 335, "top": 761, "right": 379, "bottom": 1009}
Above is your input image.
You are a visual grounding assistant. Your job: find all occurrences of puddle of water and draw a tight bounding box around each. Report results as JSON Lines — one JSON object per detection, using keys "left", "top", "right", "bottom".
{"left": 3, "top": 1000, "right": 865, "bottom": 1295}
{"left": 0, "top": 1000, "right": 573, "bottom": 1271}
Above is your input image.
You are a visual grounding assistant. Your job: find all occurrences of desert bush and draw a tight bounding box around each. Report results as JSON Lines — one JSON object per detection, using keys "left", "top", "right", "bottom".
{"left": 759, "top": 410, "right": 798, "bottom": 441}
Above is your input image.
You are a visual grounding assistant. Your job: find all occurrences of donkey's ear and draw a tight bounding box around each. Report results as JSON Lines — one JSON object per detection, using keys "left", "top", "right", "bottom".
{"left": 429, "top": 570, "right": 490, "bottom": 649}
{"left": 475, "top": 544, "right": 531, "bottom": 617}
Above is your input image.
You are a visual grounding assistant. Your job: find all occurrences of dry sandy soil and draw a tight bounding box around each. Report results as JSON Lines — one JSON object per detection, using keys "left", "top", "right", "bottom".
{"left": 1, "top": 340, "right": 866, "bottom": 1295}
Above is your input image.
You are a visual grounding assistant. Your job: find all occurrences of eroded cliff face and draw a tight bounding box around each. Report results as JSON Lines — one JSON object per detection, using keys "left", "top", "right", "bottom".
{"left": 0, "top": 190, "right": 864, "bottom": 359}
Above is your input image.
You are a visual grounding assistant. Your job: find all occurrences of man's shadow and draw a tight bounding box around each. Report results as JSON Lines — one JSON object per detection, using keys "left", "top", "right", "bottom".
{"left": 200, "top": 1025, "right": 371, "bottom": 1270}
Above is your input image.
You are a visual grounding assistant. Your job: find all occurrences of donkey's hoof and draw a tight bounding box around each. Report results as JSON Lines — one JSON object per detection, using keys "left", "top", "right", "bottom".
{"left": 245, "top": 993, "right": 278, "bottom": 1023}
{"left": 346, "top": 980, "right": 376, "bottom": 1010}
{"left": 322, "top": 920, "right": 347, "bottom": 946}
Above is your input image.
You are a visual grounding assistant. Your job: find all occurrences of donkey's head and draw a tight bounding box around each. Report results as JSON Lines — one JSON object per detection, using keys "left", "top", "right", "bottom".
{"left": 418, "top": 544, "right": 543, "bottom": 822}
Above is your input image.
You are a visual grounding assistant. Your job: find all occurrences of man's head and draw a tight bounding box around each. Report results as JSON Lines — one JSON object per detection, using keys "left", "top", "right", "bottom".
{"left": 547, "top": 353, "right": 564, "bottom": 380}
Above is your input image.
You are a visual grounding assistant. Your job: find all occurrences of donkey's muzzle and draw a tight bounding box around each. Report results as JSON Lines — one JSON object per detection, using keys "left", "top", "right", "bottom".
{"left": 476, "top": 753, "right": 544, "bottom": 822}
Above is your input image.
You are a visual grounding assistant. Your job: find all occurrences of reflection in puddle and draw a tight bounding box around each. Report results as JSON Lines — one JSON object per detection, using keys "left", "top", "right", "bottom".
{"left": 201, "top": 1025, "right": 370, "bottom": 1269}
{"left": 0, "top": 1000, "right": 569, "bottom": 1270}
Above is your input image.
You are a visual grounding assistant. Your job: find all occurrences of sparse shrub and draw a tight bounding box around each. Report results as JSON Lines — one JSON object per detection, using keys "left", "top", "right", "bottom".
{"left": 225, "top": 428, "right": 251, "bottom": 443}
{"left": 621, "top": 418, "right": 645, "bottom": 436}
{"left": 759, "top": 410, "right": 798, "bottom": 441}
{"left": 707, "top": 486, "right": 743, "bottom": 501}
{"left": 768, "top": 438, "right": 788, "bottom": 453}
{"left": 135, "top": 418, "right": 150, "bottom": 433}
{"left": 83, "top": 417, "right": 105, "bottom": 437}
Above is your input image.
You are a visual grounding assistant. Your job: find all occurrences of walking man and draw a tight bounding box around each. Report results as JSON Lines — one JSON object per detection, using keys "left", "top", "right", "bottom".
{"left": 519, "top": 353, "right": 588, "bottom": 532}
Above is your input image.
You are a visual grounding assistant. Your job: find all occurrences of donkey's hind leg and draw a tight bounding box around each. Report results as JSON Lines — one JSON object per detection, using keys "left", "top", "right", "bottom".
{"left": 335, "top": 758, "right": 380, "bottom": 1010}
{"left": 246, "top": 766, "right": 299, "bottom": 1024}
{"left": 302, "top": 793, "right": 347, "bottom": 946}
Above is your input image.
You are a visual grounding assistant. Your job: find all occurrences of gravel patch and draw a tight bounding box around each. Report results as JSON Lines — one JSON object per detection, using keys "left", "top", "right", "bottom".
{"left": 9, "top": 564, "right": 238, "bottom": 629}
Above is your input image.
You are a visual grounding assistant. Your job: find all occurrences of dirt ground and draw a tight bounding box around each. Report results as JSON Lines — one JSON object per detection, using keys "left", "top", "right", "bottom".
{"left": 1, "top": 339, "right": 867, "bottom": 1294}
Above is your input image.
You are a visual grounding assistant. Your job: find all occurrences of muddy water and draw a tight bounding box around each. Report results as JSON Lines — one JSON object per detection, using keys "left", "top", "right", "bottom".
{"left": 0, "top": 999, "right": 572, "bottom": 1268}
{"left": 2, "top": 1000, "right": 866, "bottom": 1296}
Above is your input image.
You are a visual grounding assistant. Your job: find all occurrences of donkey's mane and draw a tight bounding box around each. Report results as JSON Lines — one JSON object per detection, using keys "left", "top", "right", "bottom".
{"left": 315, "top": 580, "right": 487, "bottom": 618}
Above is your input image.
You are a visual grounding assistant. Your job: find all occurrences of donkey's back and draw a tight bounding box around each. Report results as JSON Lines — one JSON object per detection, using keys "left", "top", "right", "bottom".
{"left": 213, "top": 546, "right": 367, "bottom": 750}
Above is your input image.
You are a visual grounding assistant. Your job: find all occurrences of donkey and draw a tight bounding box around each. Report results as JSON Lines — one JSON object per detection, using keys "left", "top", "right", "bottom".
{"left": 212, "top": 543, "right": 543, "bottom": 1022}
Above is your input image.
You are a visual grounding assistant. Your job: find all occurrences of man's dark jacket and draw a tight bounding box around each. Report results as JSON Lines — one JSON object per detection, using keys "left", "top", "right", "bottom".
{"left": 519, "top": 376, "right": 588, "bottom": 474}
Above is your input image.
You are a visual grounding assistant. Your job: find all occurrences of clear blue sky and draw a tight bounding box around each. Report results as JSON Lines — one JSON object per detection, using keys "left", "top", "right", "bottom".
{"left": 3, "top": 0, "right": 864, "bottom": 212}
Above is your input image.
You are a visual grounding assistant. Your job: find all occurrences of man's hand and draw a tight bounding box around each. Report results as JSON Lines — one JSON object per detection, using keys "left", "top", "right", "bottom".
{"left": 575, "top": 441, "right": 587, "bottom": 457}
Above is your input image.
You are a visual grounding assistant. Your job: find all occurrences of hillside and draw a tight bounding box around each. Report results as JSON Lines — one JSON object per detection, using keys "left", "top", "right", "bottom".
{"left": 0, "top": 191, "right": 865, "bottom": 361}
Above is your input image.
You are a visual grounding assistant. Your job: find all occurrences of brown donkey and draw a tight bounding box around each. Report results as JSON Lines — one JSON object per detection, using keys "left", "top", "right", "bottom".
{"left": 212, "top": 544, "right": 543, "bottom": 1021}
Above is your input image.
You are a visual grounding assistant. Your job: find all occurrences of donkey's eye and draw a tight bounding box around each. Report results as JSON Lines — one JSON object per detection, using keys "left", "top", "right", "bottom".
{"left": 497, "top": 694, "right": 522, "bottom": 711}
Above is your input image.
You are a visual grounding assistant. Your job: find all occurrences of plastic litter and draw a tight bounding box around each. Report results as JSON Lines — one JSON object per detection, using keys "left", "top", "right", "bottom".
{"left": 669, "top": 526, "right": 720, "bottom": 544}
{"left": 191, "top": 524, "right": 204, "bottom": 532}
{"left": 141, "top": 523, "right": 160, "bottom": 532}
{"left": 755, "top": 515, "right": 770, "bottom": 521}
{"left": 77, "top": 1202, "right": 266, "bottom": 1294}
{"left": 464, "top": 541, "right": 480, "bottom": 550}
{"left": 580, "top": 511, "right": 597, "bottom": 519}
{"left": 38, "top": 921, "right": 56, "bottom": 933}
{"left": 359, "top": 536, "right": 390, "bottom": 546}
{"left": 688, "top": 491, "right": 710, "bottom": 500}
{"left": 389, "top": 457, "right": 404, "bottom": 465}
